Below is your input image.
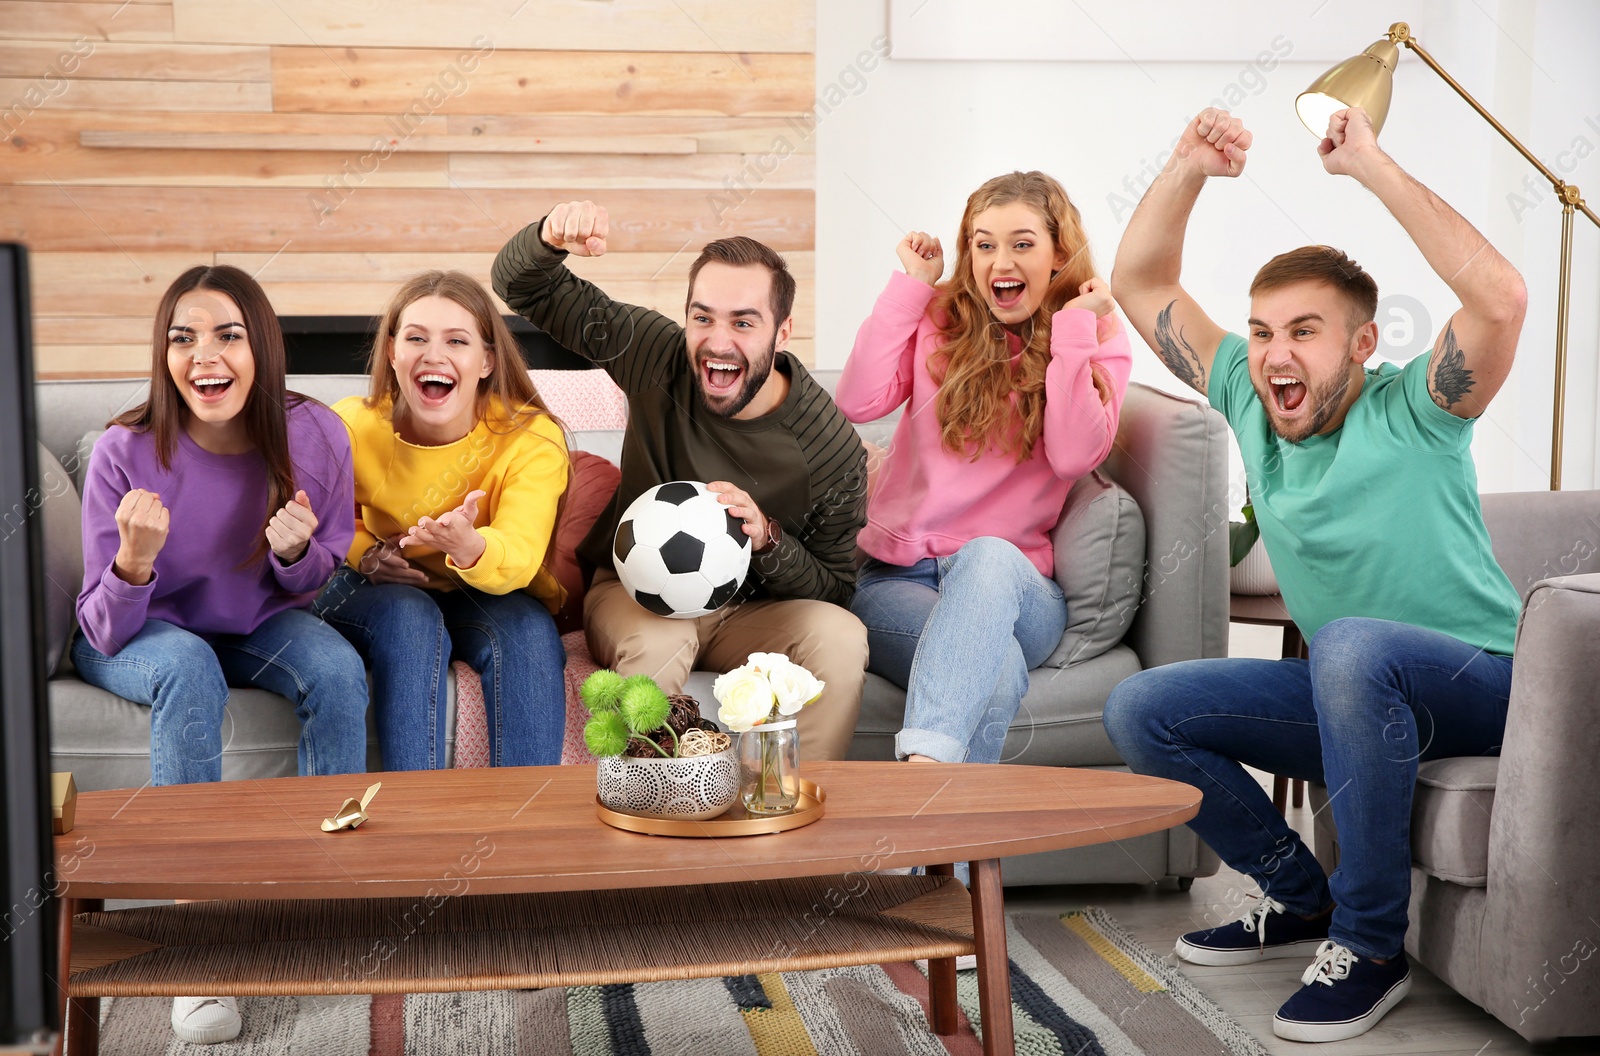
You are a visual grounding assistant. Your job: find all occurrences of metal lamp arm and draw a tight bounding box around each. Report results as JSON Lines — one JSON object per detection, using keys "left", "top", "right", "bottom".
{"left": 1388, "top": 22, "right": 1598, "bottom": 232}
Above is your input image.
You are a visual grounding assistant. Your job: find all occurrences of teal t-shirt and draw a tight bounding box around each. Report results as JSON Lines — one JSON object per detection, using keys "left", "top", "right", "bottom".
{"left": 1210, "top": 333, "right": 1520, "bottom": 656}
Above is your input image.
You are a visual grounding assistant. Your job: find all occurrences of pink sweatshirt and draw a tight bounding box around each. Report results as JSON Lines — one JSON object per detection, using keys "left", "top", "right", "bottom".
{"left": 836, "top": 271, "right": 1133, "bottom": 576}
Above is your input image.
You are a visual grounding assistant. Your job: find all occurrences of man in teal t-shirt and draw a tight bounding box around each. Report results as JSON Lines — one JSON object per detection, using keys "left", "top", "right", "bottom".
{"left": 1104, "top": 105, "right": 1525, "bottom": 1044}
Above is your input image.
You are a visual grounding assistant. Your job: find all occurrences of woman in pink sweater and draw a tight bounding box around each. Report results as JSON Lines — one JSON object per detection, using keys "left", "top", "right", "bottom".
{"left": 836, "top": 170, "right": 1132, "bottom": 766}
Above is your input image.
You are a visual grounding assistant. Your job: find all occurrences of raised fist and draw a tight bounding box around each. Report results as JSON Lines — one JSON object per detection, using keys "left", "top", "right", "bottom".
{"left": 895, "top": 231, "right": 945, "bottom": 287}
{"left": 1318, "top": 107, "right": 1384, "bottom": 177}
{"left": 1178, "top": 109, "right": 1252, "bottom": 178}
{"left": 113, "top": 488, "right": 169, "bottom": 584}
{"left": 541, "top": 200, "right": 609, "bottom": 257}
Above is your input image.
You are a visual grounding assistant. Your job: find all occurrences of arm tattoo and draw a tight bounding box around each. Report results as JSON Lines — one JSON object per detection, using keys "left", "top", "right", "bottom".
{"left": 1429, "top": 325, "right": 1476, "bottom": 410}
{"left": 1155, "top": 300, "right": 1207, "bottom": 392}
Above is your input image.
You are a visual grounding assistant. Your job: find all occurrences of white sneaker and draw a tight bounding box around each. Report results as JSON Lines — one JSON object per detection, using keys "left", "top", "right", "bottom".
{"left": 171, "top": 996, "right": 241, "bottom": 1044}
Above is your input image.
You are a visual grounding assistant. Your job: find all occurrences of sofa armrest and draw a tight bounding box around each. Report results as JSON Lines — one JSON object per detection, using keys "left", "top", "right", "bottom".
{"left": 1098, "top": 383, "right": 1231, "bottom": 668}
{"left": 1481, "top": 573, "right": 1600, "bottom": 1031}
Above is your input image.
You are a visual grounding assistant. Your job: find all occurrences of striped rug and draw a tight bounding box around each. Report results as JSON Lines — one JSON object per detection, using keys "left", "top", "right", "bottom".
{"left": 96, "top": 909, "right": 1268, "bottom": 1056}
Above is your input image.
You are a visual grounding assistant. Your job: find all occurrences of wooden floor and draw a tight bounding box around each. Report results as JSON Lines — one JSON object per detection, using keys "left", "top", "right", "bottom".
{"left": 1001, "top": 623, "right": 1543, "bottom": 1056}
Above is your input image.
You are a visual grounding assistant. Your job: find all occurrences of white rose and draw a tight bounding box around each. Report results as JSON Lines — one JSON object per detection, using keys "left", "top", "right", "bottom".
{"left": 745, "top": 651, "right": 790, "bottom": 676}
{"left": 713, "top": 666, "right": 776, "bottom": 733}
{"left": 766, "top": 657, "right": 824, "bottom": 716}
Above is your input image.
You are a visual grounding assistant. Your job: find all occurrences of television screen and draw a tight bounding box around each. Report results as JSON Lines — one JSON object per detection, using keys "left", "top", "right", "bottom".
{"left": 0, "top": 243, "right": 60, "bottom": 1052}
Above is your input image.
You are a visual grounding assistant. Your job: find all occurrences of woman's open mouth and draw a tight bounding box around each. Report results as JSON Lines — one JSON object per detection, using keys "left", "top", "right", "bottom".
{"left": 415, "top": 371, "right": 457, "bottom": 406}
{"left": 189, "top": 376, "right": 235, "bottom": 402}
{"left": 1269, "top": 375, "right": 1308, "bottom": 414}
{"left": 991, "top": 278, "right": 1026, "bottom": 312}
{"left": 702, "top": 357, "right": 743, "bottom": 396}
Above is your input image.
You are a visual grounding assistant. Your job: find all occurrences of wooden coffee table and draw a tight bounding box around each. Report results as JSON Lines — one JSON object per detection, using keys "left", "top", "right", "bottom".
{"left": 54, "top": 761, "right": 1199, "bottom": 1056}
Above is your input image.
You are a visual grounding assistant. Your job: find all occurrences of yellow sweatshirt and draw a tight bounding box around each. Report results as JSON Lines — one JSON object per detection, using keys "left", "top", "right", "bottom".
{"left": 334, "top": 396, "right": 568, "bottom": 609}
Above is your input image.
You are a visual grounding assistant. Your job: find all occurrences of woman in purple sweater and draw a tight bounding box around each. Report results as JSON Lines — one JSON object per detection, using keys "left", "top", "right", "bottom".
{"left": 71, "top": 266, "right": 368, "bottom": 1042}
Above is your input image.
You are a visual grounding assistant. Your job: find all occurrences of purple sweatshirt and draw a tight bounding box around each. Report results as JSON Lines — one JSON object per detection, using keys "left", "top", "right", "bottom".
{"left": 75, "top": 398, "right": 355, "bottom": 656}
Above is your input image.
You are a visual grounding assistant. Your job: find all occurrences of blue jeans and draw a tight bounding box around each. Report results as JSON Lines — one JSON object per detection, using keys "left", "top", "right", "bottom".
{"left": 1103, "top": 617, "right": 1513, "bottom": 960}
{"left": 850, "top": 537, "right": 1068, "bottom": 763}
{"left": 70, "top": 610, "right": 369, "bottom": 787}
{"left": 313, "top": 567, "right": 566, "bottom": 771}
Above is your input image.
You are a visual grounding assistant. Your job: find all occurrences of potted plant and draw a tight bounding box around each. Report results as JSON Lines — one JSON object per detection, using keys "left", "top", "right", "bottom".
{"left": 582, "top": 670, "right": 738, "bottom": 821}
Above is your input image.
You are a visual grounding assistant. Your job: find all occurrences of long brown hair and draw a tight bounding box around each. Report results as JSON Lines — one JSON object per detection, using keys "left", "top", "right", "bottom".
{"left": 113, "top": 264, "right": 298, "bottom": 566}
{"left": 930, "top": 171, "right": 1098, "bottom": 462}
{"left": 364, "top": 270, "right": 569, "bottom": 577}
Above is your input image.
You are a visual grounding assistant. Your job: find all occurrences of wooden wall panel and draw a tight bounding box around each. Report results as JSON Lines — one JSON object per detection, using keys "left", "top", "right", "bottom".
{"left": 1, "top": 186, "right": 816, "bottom": 253}
{"left": 271, "top": 48, "right": 813, "bottom": 117}
{"left": 172, "top": 0, "right": 813, "bottom": 54}
{"left": 4, "top": 2, "right": 817, "bottom": 377}
{"left": 0, "top": 2, "right": 173, "bottom": 43}
{"left": 0, "top": 42, "right": 270, "bottom": 82}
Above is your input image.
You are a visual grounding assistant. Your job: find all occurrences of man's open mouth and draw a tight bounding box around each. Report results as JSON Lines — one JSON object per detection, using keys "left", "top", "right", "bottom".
{"left": 1269, "top": 375, "right": 1308, "bottom": 413}
{"left": 702, "top": 357, "right": 743, "bottom": 396}
{"left": 991, "top": 278, "right": 1026, "bottom": 311}
{"left": 415, "top": 371, "right": 457, "bottom": 404}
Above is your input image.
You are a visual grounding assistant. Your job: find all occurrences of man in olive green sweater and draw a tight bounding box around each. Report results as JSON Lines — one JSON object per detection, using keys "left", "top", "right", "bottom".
{"left": 492, "top": 200, "right": 868, "bottom": 760}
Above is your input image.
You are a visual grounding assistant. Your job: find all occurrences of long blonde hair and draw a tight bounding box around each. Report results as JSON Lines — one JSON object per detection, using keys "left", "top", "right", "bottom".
{"left": 930, "top": 171, "right": 1097, "bottom": 462}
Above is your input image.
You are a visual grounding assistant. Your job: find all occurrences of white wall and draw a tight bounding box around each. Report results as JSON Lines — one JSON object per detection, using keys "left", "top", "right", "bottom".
{"left": 814, "top": 0, "right": 1600, "bottom": 495}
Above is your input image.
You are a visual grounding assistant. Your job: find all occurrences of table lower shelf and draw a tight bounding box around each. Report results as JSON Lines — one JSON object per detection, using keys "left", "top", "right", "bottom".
{"left": 69, "top": 874, "right": 976, "bottom": 997}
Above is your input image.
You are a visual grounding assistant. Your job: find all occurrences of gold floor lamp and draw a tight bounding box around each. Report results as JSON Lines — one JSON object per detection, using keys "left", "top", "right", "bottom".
{"left": 1296, "top": 21, "right": 1599, "bottom": 491}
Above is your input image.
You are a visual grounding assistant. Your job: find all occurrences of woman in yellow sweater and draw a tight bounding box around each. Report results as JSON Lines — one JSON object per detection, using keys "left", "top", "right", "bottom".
{"left": 313, "top": 271, "right": 569, "bottom": 770}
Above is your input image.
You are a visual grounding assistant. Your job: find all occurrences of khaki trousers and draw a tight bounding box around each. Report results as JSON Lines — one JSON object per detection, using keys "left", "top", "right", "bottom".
{"left": 583, "top": 572, "right": 866, "bottom": 761}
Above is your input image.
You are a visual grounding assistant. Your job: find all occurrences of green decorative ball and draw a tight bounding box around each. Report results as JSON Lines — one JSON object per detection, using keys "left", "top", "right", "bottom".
{"left": 580, "top": 669, "right": 626, "bottom": 714}
{"left": 619, "top": 678, "right": 671, "bottom": 736}
{"left": 583, "top": 711, "right": 630, "bottom": 757}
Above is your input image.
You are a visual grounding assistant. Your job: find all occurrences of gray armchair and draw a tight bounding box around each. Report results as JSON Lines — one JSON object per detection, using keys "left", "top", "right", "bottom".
{"left": 1309, "top": 489, "right": 1600, "bottom": 1044}
{"left": 837, "top": 382, "right": 1232, "bottom": 887}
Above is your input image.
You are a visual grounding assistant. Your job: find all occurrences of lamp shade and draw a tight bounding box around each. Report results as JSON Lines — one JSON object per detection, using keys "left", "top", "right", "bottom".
{"left": 1296, "top": 38, "right": 1400, "bottom": 138}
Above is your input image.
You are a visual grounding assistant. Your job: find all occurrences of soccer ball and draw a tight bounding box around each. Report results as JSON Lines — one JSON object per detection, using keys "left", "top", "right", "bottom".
{"left": 613, "top": 481, "right": 752, "bottom": 619}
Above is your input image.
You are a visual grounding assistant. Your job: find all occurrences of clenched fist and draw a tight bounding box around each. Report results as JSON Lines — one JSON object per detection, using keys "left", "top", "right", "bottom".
{"left": 1317, "top": 107, "right": 1385, "bottom": 179}
{"left": 896, "top": 231, "right": 945, "bottom": 287}
{"left": 1063, "top": 277, "right": 1115, "bottom": 318}
{"left": 266, "top": 489, "right": 317, "bottom": 564}
{"left": 1177, "top": 109, "right": 1252, "bottom": 179}
{"left": 113, "top": 488, "right": 169, "bottom": 585}
{"left": 541, "top": 200, "right": 609, "bottom": 257}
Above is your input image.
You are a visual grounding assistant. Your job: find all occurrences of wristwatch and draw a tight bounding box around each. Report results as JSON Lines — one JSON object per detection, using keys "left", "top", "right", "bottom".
{"left": 756, "top": 515, "right": 783, "bottom": 554}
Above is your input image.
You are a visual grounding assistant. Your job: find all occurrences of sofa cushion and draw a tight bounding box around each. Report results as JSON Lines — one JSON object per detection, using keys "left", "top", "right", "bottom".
{"left": 843, "top": 643, "right": 1141, "bottom": 767}
{"left": 1411, "top": 756, "right": 1498, "bottom": 887}
{"left": 1043, "top": 471, "right": 1145, "bottom": 669}
{"left": 37, "top": 442, "right": 83, "bottom": 676}
{"left": 551, "top": 450, "right": 621, "bottom": 635}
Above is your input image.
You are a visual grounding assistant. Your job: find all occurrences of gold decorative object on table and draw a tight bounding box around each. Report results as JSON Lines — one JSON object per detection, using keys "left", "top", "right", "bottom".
{"left": 596, "top": 777, "right": 826, "bottom": 837}
{"left": 51, "top": 771, "right": 77, "bottom": 835}
{"left": 1297, "top": 21, "right": 1598, "bottom": 490}
{"left": 320, "top": 781, "right": 382, "bottom": 832}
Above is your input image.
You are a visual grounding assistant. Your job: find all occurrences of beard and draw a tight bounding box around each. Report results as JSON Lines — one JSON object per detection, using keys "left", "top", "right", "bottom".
{"left": 1253, "top": 368, "right": 1352, "bottom": 443}
{"left": 693, "top": 336, "right": 779, "bottom": 418}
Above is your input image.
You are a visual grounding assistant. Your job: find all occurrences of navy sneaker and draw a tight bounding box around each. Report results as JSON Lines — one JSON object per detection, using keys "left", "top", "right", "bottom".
{"left": 1175, "top": 896, "right": 1331, "bottom": 966}
{"left": 1273, "top": 941, "right": 1412, "bottom": 1042}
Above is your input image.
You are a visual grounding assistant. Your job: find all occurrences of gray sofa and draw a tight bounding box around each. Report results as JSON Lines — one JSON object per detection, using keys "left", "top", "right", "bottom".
{"left": 1307, "top": 489, "right": 1600, "bottom": 1044}
{"left": 38, "top": 371, "right": 1228, "bottom": 888}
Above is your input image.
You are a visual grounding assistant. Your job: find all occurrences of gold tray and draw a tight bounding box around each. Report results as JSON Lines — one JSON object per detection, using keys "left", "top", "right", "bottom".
{"left": 596, "top": 779, "right": 825, "bottom": 837}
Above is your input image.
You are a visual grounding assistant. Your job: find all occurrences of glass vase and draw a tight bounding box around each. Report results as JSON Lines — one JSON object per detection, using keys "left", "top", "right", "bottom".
{"left": 738, "top": 721, "right": 799, "bottom": 815}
